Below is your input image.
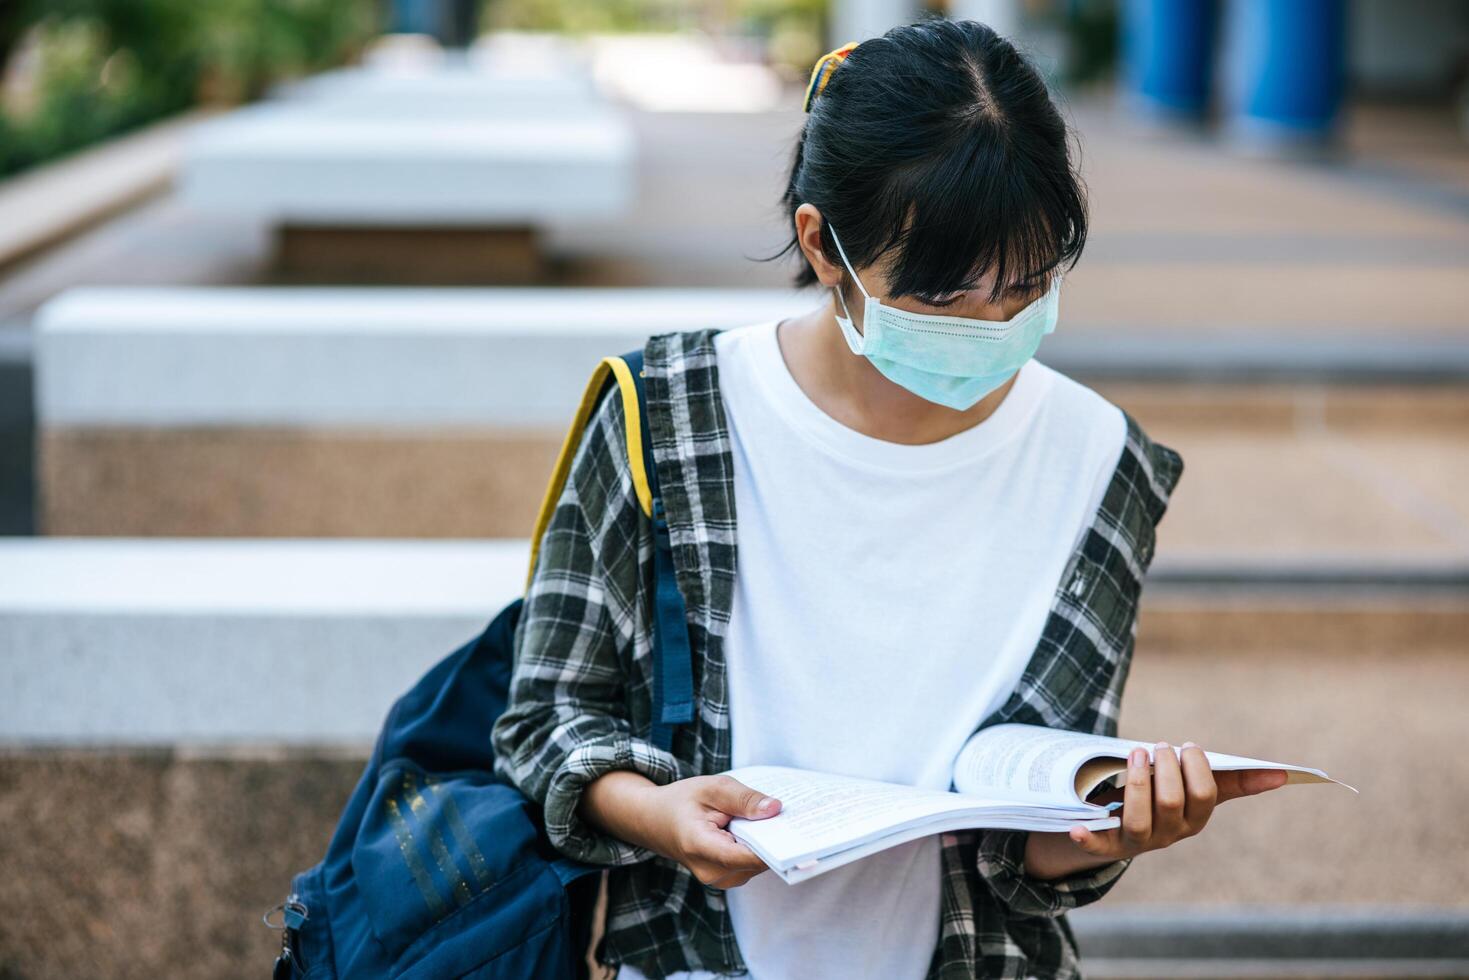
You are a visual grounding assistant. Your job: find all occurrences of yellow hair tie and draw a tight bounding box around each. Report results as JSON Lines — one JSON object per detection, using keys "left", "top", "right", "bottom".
{"left": 803, "top": 41, "right": 860, "bottom": 112}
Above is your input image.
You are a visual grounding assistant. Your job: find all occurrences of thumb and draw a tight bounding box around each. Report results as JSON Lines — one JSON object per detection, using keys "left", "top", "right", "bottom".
{"left": 1069, "top": 826, "right": 1122, "bottom": 859}
{"left": 709, "top": 776, "right": 782, "bottom": 820}
{"left": 1216, "top": 768, "right": 1288, "bottom": 803}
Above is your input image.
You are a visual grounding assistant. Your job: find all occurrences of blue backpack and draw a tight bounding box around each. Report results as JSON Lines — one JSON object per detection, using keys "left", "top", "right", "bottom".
{"left": 267, "top": 348, "right": 695, "bottom": 979}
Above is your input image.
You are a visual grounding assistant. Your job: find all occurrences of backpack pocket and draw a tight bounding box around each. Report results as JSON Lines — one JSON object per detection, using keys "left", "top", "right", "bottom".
{"left": 349, "top": 761, "right": 563, "bottom": 975}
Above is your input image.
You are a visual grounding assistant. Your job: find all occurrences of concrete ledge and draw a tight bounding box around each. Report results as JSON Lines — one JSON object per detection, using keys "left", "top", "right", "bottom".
{"left": 32, "top": 289, "right": 1469, "bottom": 548}
{"left": 1041, "top": 331, "right": 1469, "bottom": 384}
{"left": 33, "top": 286, "right": 807, "bottom": 427}
{"left": 0, "top": 538, "right": 527, "bottom": 744}
{"left": 179, "top": 102, "right": 636, "bottom": 225}
{"left": 1148, "top": 554, "right": 1469, "bottom": 593}
{"left": 271, "top": 62, "right": 603, "bottom": 119}
{"left": 4, "top": 538, "right": 1465, "bottom": 745}
{"left": 1085, "top": 960, "right": 1469, "bottom": 979}
{"left": 1070, "top": 905, "right": 1469, "bottom": 960}
{"left": 35, "top": 294, "right": 1469, "bottom": 438}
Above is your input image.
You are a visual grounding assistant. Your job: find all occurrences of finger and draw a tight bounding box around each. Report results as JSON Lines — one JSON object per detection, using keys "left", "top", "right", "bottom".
{"left": 1151, "top": 741, "right": 1186, "bottom": 841}
{"left": 1215, "top": 768, "right": 1289, "bottom": 803}
{"left": 708, "top": 867, "right": 765, "bottom": 889}
{"left": 1120, "top": 746, "right": 1152, "bottom": 847}
{"left": 696, "top": 825, "right": 770, "bottom": 874}
{"left": 707, "top": 775, "right": 782, "bottom": 820}
{"left": 1068, "top": 825, "right": 1123, "bottom": 860}
{"left": 1179, "top": 742, "right": 1218, "bottom": 831}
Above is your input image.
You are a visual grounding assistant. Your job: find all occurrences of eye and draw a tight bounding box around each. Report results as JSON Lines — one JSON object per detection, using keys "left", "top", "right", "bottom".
{"left": 920, "top": 293, "right": 964, "bottom": 308}
{"left": 1008, "top": 280, "right": 1048, "bottom": 302}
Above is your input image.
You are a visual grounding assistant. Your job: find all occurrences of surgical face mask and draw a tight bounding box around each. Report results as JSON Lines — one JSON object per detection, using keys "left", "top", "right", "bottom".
{"left": 827, "top": 223, "right": 1061, "bottom": 411}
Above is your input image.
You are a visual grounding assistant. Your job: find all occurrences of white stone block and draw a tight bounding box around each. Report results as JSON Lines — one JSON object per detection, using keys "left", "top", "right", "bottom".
{"left": 0, "top": 538, "right": 528, "bottom": 745}
{"left": 34, "top": 286, "right": 811, "bottom": 427}
{"left": 273, "top": 63, "right": 604, "bottom": 119}
{"left": 179, "top": 102, "right": 636, "bottom": 224}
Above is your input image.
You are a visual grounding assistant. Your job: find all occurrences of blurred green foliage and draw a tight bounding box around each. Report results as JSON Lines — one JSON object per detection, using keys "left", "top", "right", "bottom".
{"left": 484, "top": 0, "right": 687, "bottom": 33}
{"left": 1058, "top": 0, "right": 1120, "bottom": 87}
{"left": 482, "top": 0, "right": 827, "bottom": 76}
{"left": 0, "top": 0, "right": 381, "bottom": 178}
{"left": 729, "top": 0, "right": 826, "bottom": 76}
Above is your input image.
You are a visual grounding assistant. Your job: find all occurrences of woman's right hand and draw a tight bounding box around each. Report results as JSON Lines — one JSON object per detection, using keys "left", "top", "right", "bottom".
{"left": 581, "top": 771, "right": 782, "bottom": 888}
{"left": 644, "top": 774, "right": 783, "bottom": 888}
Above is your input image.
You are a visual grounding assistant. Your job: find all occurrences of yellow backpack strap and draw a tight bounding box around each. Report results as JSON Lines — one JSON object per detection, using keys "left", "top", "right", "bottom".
{"left": 526, "top": 355, "right": 654, "bottom": 591}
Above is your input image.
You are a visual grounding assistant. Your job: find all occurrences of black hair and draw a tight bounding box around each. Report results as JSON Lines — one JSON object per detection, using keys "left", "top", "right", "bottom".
{"left": 767, "top": 17, "right": 1087, "bottom": 305}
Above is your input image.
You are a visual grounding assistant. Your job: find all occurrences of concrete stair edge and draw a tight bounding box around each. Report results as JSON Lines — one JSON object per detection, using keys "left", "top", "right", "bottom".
{"left": 1070, "top": 904, "right": 1469, "bottom": 959}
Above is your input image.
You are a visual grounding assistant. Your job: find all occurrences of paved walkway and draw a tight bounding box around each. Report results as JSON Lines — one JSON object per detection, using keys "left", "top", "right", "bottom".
{"left": 3, "top": 95, "right": 1466, "bottom": 327}
{"left": 1119, "top": 396, "right": 1469, "bottom": 566}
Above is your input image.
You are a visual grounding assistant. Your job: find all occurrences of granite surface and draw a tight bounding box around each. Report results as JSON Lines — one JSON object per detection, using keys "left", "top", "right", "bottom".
{"left": 3, "top": 626, "right": 1467, "bottom": 977}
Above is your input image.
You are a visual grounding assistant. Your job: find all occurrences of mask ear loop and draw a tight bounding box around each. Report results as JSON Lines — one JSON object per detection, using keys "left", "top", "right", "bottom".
{"left": 826, "top": 221, "right": 880, "bottom": 354}
{"left": 826, "top": 223, "right": 870, "bottom": 302}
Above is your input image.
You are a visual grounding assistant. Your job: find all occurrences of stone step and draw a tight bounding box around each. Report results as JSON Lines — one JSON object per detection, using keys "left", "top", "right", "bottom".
{"left": 2, "top": 538, "right": 1465, "bottom": 973}
{"left": 34, "top": 288, "right": 1469, "bottom": 431}
{"left": 2, "top": 746, "right": 1465, "bottom": 978}
{"left": 1071, "top": 905, "right": 1469, "bottom": 959}
{"left": 2, "top": 537, "right": 1462, "bottom": 745}
{"left": 32, "top": 287, "right": 1469, "bottom": 543}
{"left": 1073, "top": 906, "right": 1469, "bottom": 978}
{"left": 35, "top": 407, "right": 1469, "bottom": 543}
{"left": 32, "top": 286, "right": 805, "bottom": 427}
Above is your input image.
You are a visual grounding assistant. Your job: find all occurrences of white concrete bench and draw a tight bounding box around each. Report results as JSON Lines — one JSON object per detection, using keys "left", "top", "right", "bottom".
{"left": 178, "top": 101, "right": 636, "bottom": 225}
{"left": 34, "top": 286, "right": 810, "bottom": 427}
{"left": 272, "top": 62, "right": 603, "bottom": 120}
{"left": 0, "top": 538, "right": 528, "bottom": 744}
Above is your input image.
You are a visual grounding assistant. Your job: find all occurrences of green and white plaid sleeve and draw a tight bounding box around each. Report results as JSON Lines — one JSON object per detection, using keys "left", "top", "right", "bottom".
{"left": 973, "top": 829, "right": 1131, "bottom": 918}
{"left": 491, "top": 386, "right": 697, "bottom": 866}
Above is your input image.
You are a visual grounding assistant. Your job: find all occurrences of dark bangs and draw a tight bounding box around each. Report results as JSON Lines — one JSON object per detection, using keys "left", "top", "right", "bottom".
{"left": 768, "top": 17, "right": 1088, "bottom": 305}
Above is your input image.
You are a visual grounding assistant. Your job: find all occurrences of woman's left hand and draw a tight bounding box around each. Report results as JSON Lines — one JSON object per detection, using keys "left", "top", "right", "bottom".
{"left": 1024, "top": 742, "right": 1288, "bottom": 880}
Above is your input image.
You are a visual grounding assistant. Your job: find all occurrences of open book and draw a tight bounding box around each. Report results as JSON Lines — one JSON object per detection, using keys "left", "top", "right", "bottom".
{"left": 725, "top": 723, "right": 1351, "bottom": 885}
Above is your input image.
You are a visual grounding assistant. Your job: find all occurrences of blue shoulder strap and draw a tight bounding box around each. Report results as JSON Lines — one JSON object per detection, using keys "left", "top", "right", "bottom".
{"left": 620, "top": 348, "right": 696, "bottom": 752}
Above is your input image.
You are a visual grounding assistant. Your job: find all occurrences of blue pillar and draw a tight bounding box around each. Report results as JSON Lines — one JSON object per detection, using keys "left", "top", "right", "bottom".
{"left": 390, "top": 0, "right": 477, "bottom": 46}
{"left": 391, "top": 0, "right": 439, "bottom": 35}
{"left": 1121, "top": 0, "right": 1218, "bottom": 120}
{"left": 1224, "top": 0, "right": 1347, "bottom": 143}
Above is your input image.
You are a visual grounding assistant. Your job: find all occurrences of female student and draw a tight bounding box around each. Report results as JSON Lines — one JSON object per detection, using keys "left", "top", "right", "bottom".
{"left": 491, "top": 18, "right": 1285, "bottom": 980}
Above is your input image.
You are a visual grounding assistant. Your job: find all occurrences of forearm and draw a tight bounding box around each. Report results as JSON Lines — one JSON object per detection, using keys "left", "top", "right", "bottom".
{"left": 1023, "top": 830, "right": 1124, "bottom": 881}
{"left": 579, "top": 769, "right": 664, "bottom": 855}
{"left": 974, "top": 828, "right": 1130, "bottom": 918}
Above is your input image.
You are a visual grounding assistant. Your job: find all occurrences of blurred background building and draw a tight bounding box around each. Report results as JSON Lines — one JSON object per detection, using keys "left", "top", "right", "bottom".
{"left": 1, "top": 0, "right": 1467, "bottom": 976}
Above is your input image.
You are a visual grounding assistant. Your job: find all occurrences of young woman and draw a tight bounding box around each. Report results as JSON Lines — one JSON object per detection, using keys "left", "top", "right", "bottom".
{"left": 492, "top": 18, "right": 1285, "bottom": 980}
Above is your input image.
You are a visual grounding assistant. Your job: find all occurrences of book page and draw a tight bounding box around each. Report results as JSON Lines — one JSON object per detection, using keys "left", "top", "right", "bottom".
{"left": 768, "top": 808, "right": 1121, "bottom": 885}
{"left": 952, "top": 724, "right": 1115, "bottom": 803}
{"left": 954, "top": 724, "right": 1355, "bottom": 804}
{"left": 1070, "top": 742, "right": 1355, "bottom": 799}
{"left": 724, "top": 765, "right": 1011, "bottom": 869}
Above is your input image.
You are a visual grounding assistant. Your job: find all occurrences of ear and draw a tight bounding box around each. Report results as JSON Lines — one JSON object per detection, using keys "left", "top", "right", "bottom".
{"left": 795, "top": 203, "right": 843, "bottom": 289}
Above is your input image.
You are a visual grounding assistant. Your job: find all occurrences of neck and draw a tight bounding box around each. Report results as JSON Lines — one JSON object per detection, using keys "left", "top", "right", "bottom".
{"left": 774, "top": 296, "right": 1018, "bottom": 446}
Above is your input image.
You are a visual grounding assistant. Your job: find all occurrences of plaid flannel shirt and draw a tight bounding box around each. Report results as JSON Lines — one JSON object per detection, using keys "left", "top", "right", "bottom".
{"left": 491, "top": 329, "right": 1185, "bottom": 979}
